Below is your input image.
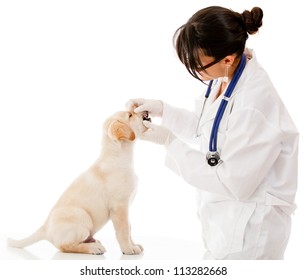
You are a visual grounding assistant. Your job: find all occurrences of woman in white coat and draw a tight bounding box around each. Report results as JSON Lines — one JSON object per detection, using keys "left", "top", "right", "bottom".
{"left": 128, "top": 6, "right": 298, "bottom": 259}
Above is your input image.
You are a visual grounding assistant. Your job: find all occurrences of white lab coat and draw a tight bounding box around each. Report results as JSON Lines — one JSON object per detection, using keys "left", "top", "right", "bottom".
{"left": 162, "top": 49, "right": 299, "bottom": 259}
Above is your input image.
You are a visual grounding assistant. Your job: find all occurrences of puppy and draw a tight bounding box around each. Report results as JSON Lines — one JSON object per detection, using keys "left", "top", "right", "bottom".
{"left": 8, "top": 110, "right": 151, "bottom": 255}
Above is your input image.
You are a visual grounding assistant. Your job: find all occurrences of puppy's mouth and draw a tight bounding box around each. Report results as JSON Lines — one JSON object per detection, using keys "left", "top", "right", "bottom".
{"left": 142, "top": 111, "right": 151, "bottom": 122}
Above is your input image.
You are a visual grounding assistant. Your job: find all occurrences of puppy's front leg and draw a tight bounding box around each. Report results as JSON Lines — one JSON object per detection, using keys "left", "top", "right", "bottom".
{"left": 110, "top": 207, "right": 143, "bottom": 255}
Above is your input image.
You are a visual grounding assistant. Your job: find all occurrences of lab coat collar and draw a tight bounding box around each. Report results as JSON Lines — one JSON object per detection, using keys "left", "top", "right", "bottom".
{"left": 201, "top": 48, "right": 257, "bottom": 123}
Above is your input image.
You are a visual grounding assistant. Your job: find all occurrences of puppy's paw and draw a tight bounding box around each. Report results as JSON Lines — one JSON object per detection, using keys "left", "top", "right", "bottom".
{"left": 134, "top": 244, "right": 144, "bottom": 252}
{"left": 88, "top": 242, "right": 106, "bottom": 255}
{"left": 122, "top": 244, "right": 143, "bottom": 255}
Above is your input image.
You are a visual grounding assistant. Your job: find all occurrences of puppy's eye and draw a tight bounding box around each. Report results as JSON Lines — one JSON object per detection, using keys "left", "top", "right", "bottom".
{"left": 128, "top": 113, "right": 133, "bottom": 118}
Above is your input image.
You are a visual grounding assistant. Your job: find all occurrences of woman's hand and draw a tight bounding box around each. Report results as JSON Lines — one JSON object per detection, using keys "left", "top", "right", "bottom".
{"left": 140, "top": 121, "right": 175, "bottom": 146}
{"left": 126, "top": 98, "right": 163, "bottom": 117}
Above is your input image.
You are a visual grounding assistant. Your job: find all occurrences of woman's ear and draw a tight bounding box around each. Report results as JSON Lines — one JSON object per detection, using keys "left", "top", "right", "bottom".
{"left": 108, "top": 120, "right": 136, "bottom": 141}
{"left": 223, "top": 55, "right": 236, "bottom": 66}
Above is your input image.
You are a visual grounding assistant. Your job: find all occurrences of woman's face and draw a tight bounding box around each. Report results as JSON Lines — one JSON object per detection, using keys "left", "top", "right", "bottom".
{"left": 196, "top": 51, "right": 225, "bottom": 81}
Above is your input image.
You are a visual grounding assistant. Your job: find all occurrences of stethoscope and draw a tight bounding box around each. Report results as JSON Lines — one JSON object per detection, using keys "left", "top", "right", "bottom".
{"left": 197, "top": 54, "right": 247, "bottom": 166}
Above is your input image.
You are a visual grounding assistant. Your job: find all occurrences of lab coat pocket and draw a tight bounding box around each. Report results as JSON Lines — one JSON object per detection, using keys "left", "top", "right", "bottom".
{"left": 201, "top": 200, "right": 256, "bottom": 259}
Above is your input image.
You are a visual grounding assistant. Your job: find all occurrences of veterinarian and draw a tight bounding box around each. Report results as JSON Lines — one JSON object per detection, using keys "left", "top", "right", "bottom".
{"left": 127, "top": 6, "right": 298, "bottom": 259}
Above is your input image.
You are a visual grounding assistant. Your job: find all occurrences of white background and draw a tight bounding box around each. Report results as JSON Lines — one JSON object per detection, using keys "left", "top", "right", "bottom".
{"left": 0, "top": 0, "right": 305, "bottom": 277}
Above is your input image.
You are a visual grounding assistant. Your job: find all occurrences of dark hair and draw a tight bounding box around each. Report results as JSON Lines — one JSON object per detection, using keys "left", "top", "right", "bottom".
{"left": 174, "top": 6, "right": 263, "bottom": 81}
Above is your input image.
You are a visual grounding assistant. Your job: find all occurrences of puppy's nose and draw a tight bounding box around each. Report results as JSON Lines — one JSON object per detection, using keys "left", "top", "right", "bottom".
{"left": 142, "top": 111, "right": 151, "bottom": 122}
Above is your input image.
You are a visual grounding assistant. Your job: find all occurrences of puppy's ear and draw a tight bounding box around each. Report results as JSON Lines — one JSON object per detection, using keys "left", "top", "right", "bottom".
{"left": 109, "top": 120, "right": 135, "bottom": 141}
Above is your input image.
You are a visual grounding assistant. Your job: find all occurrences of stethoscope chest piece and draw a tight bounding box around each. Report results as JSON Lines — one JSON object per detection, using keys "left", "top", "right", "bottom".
{"left": 206, "top": 151, "right": 220, "bottom": 166}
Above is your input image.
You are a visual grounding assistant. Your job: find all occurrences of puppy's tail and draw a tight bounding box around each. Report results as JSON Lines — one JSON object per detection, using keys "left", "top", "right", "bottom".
{"left": 7, "top": 226, "right": 45, "bottom": 248}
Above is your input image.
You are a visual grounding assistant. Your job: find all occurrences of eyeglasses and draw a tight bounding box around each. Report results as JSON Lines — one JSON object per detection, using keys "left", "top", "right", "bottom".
{"left": 195, "top": 58, "right": 222, "bottom": 84}
{"left": 196, "top": 59, "right": 221, "bottom": 73}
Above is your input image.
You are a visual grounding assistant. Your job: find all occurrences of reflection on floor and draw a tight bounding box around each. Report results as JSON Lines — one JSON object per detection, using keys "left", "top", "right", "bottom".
{"left": 1, "top": 234, "right": 204, "bottom": 260}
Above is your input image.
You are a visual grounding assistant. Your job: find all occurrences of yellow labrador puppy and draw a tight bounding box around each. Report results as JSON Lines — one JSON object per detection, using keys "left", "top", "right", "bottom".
{"left": 8, "top": 110, "right": 151, "bottom": 255}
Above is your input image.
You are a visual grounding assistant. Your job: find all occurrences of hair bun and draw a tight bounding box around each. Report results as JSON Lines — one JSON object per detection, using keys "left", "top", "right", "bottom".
{"left": 241, "top": 7, "right": 263, "bottom": 34}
